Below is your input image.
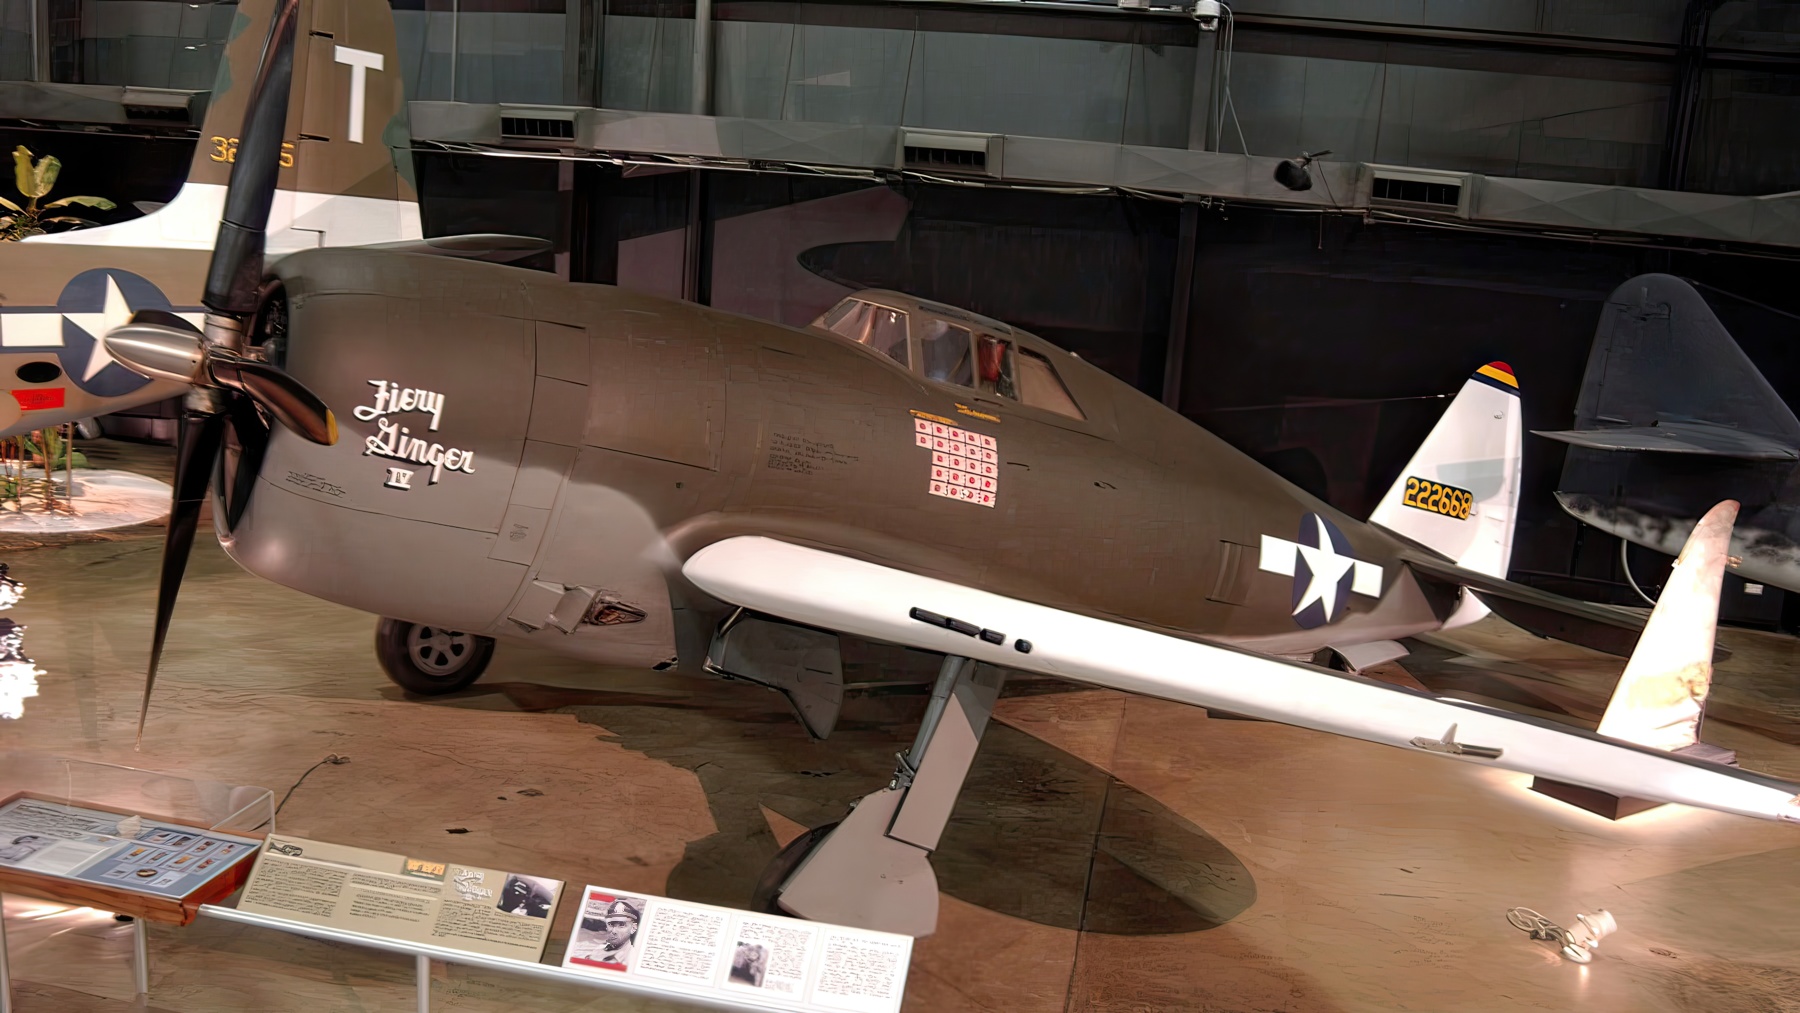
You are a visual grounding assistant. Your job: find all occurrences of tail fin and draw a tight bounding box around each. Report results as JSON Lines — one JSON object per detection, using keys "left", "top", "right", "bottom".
{"left": 1538, "top": 274, "right": 1800, "bottom": 455}
{"left": 1596, "top": 499, "right": 1737, "bottom": 752}
{"left": 1369, "top": 362, "right": 1523, "bottom": 578}
{"left": 38, "top": 0, "right": 420, "bottom": 250}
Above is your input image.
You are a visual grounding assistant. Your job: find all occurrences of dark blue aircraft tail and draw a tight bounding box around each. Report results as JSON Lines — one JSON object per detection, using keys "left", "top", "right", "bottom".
{"left": 1535, "top": 274, "right": 1800, "bottom": 460}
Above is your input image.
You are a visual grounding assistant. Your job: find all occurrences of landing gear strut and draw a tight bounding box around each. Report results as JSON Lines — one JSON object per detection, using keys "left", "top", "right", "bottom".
{"left": 374, "top": 617, "right": 495, "bottom": 695}
{"left": 760, "top": 654, "right": 1003, "bottom": 937}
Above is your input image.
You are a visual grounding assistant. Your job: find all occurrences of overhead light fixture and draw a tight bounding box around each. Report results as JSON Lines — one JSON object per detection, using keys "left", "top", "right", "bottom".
{"left": 1507, "top": 907, "right": 1618, "bottom": 964}
{"left": 1274, "top": 150, "right": 1332, "bottom": 192}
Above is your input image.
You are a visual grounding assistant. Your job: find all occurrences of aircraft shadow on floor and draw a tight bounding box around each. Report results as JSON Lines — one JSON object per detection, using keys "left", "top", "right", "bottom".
{"left": 420, "top": 677, "right": 1256, "bottom": 935}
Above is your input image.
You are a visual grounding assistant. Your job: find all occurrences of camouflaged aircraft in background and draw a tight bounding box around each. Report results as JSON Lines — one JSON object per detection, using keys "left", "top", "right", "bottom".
{"left": 102, "top": 0, "right": 1800, "bottom": 940}
{"left": 1541, "top": 273, "right": 1800, "bottom": 596}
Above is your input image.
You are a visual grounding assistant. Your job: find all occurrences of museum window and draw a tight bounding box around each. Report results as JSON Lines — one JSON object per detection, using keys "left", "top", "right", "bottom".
{"left": 919, "top": 319, "right": 974, "bottom": 387}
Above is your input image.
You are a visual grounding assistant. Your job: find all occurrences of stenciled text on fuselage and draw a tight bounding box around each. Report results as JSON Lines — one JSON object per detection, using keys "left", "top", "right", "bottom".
{"left": 353, "top": 380, "right": 446, "bottom": 431}
{"left": 353, "top": 380, "right": 474, "bottom": 490}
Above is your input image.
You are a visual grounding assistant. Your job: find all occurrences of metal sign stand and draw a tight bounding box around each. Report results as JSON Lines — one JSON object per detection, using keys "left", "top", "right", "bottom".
{"left": 0, "top": 896, "right": 152, "bottom": 1011}
{"left": 199, "top": 905, "right": 782, "bottom": 1012}
{"left": 133, "top": 917, "right": 148, "bottom": 996}
{"left": 0, "top": 893, "right": 13, "bottom": 1013}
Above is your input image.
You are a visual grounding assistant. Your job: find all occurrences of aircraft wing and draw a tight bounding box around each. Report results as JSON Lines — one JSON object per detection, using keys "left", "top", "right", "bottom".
{"left": 682, "top": 535, "right": 1800, "bottom": 825}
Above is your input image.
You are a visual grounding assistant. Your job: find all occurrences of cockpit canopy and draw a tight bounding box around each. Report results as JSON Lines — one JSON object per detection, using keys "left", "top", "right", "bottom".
{"left": 810, "top": 290, "right": 1085, "bottom": 421}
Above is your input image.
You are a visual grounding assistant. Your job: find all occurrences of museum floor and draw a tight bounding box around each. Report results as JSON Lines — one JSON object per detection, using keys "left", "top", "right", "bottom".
{"left": 0, "top": 440, "right": 1796, "bottom": 1013}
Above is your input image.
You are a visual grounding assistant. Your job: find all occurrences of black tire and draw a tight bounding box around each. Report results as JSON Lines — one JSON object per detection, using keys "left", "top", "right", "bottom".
{"left": 374, "top": 617, "right": 495, "bottom": 695}
{"left": 749, "top": 822, "right": 839, "bottom": 915}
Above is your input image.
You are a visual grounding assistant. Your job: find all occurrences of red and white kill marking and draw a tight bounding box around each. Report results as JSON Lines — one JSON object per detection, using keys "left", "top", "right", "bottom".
{"left": 914, "top": 417, "right": 997, "bottom": 507}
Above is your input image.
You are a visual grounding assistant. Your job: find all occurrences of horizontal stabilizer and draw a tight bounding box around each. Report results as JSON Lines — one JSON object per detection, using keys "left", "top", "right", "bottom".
{"left": 684, "top": 536, "right": 1799, "bottom": 824}
{"left": 1536, "top": 423, "right": 1796, "bottom": 461}
{"left": 1398, "top": 549, "right": 1651, "bottom": 658}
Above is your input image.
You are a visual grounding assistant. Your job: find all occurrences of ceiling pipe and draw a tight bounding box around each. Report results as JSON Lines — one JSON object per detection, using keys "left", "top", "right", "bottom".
{"left": 1659, "top": 0, "right": 1727, "bottom": 192}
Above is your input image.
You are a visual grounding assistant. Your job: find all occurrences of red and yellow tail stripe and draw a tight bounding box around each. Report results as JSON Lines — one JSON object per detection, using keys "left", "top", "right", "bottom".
{"left": 1472, "top": 361, "right": 1519, "bottom": 394}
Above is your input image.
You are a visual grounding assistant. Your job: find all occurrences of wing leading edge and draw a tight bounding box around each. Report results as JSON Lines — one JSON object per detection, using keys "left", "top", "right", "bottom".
{"left": 682, "top": 536, "right": 1800, "bottom": 825}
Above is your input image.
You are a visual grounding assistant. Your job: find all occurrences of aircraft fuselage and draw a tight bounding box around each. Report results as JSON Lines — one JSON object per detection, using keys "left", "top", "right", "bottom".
{"left": 1558, "top": 445, "right": 1800, "bottom": 592}
{"left": 0, "top": 243, "right": 202, "bottom": 436}
{"left": 221, "top": 249, "right": 1456, "bottom": 671}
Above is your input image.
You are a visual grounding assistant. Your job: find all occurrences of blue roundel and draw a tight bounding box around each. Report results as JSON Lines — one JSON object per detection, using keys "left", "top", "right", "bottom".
{"left": 1290, "top": 512, "right": 1357, "bottom": 630}
{"left": 54, "top": 268, "right": 172, "bottom": 398}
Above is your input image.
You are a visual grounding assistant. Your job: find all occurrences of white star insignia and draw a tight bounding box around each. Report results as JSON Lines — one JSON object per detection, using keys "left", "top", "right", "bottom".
{"left": 1291, "top": 515, "right": 1356, "bottom": 620}
{"left": 61, "top": 274, "right": 135, "bottom": 381}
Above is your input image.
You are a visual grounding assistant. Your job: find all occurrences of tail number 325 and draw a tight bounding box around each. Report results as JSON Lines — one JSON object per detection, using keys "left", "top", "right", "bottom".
{"left": 210, "top": 137, "right": 296, "bottom": 168}
{"left": 1402, "top": 476, "right": 1473, "bottom": 521}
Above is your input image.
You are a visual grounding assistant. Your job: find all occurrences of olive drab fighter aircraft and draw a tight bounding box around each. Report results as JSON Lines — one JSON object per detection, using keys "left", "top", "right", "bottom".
{"left": 104, "top": 0, "right": 1800, "bottom": 938}
{"left": 0, "top": 0, "right": 538, "bottom": 440}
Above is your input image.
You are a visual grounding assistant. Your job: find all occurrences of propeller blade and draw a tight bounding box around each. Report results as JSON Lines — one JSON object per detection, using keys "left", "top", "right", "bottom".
{"left": 220, "top": 393, "right": 272, "bottom": 532}
{"left": 202, "top": 0, "right": 302, "bottom": 315}
{"left": 209, "top": 353, "right": 337, "bottom": 446}
{"left": 136, "top": 408, "right": 228, "bottom": 747}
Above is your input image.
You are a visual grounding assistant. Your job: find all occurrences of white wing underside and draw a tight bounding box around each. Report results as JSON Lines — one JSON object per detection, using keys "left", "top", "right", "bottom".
{"left": 682, "top": 536, "right": 1800, "bottom": 825}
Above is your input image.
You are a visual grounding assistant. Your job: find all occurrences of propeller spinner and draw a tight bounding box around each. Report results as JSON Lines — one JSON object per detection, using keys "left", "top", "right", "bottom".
{"left": 102, "top": 0, "right": 337, "bottom": 746}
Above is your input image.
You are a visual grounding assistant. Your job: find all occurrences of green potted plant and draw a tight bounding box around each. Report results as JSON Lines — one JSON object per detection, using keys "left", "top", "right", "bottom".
{"left": 0, "top": 146, "right": 115, "bottom": 241}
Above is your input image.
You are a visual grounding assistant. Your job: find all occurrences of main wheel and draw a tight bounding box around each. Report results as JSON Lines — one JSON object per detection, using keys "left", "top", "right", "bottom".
{"left": 374, "top": 618, "right": 495, "bottom": 695}
{"left": 749, "top": 821, "right": 839, "bottom": 915}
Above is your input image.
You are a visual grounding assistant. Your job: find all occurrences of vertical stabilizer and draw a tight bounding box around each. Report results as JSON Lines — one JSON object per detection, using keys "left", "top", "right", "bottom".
{"left": 1596, "top": 499, "right": 1737, "bottom": 752}
{"left": 1369, "top": 362, "right": 1523, "bottom": 579}
{"left": 33, "top": 0, "right": 421, "bottom": 251}
{"left": 1573, "top": 275, "right": 1800, "bottom": 446}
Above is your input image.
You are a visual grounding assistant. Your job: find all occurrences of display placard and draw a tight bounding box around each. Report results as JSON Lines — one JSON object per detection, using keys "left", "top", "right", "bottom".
{"left": 560, "top": 885, "right": 911, "bottom": 1012}
{"left": 0, "top": 792, "right": 262, "bottom": 923}
{"left": 234, "top": 834, "right": 564, "bottom": 961}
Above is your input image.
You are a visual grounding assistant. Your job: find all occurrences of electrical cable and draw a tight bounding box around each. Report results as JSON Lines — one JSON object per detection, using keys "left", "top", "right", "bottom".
{"left": 1507, "top": 906, "right": 1617, "bottom": 964}
{"left": 1620, "top": 538, "right": 1659, "bottom": 606}
{"left": 1198, "top": 392, "right": 1450, "bottom": 413}
{"left": 1507, "top": 906, "right": 1564, "bottom": 940}
{"left": 250, "top": 754, "right": 350, "bottom": 832}
{"left": 1217, "top": 5, "right": 1251, "bottom": 156}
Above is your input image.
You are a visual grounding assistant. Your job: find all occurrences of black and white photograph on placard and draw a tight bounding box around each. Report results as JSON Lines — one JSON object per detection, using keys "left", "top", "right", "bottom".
{"left": 729, "top": 941, "right": 769, "bottom": 988}
{"left": 0, "top": 833, "right": 50, "bottom": 864}
{"left": 567, "top": 892, "right": 646, "bottom": 970}
{"left": 495, "top": 872, "right": 557, "bottom": 918}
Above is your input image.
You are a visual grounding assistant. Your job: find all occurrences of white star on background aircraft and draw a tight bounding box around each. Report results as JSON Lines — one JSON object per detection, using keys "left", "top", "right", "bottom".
{"left": 62, "top": 274, "right": 137, "bottom": 381}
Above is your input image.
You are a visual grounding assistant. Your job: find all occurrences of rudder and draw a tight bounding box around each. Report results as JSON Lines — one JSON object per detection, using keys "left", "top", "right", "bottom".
{"left": 1369, "top": 362, "right": 1523, "bottom": 579}
{"left": 1574, "top": 274, "right": 1798, "bottom": 445}
{"left": 41, "top": 0, "right": 420, "bottom": 250}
